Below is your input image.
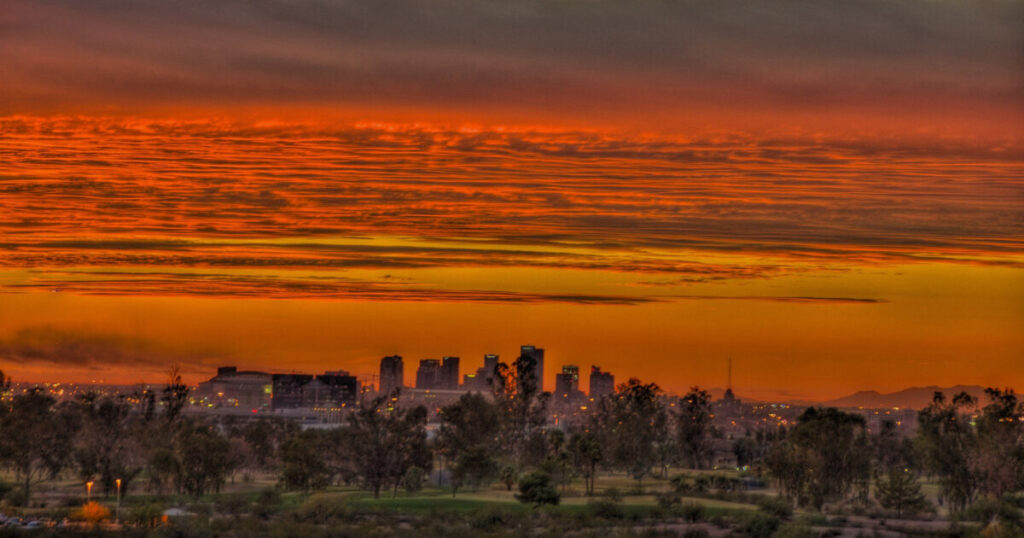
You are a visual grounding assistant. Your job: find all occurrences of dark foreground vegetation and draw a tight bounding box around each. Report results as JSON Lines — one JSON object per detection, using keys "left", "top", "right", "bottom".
{"left": 0, "top": 354, "right": 1022, "bottom": 537}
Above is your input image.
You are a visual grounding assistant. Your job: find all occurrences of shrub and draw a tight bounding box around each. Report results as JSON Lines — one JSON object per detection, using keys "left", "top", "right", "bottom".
{"left": 741, "top": 512, "right": 781, "bottom": 538}
{"left": 683, "top": 529, "right": 710, "bottom": 538}
{"left": 604, "top": 487, "right": 624, "bottom": 502}
{"left": 515, "top": 471, "right": 560, "bottom": 507}
{"left": 758, "top": 496, "right": 794, "bottom": 520}
{"left": 294, "top": 493, "right": 349, "bottom": 524}
{"left": 2, "top": 487, "right": 26, "bottom": 508}
{"left": 587, "top": 498, "right": 625, "bottom": 520}
{"left": 679, "top": 501, "right": 706, "bottom": 523}
{"left": 656, "top": 490, "right": 682, "bottom": 510}
{"left": 216, "top": 495, "right": 250, "bottom": 518}
{"left": 671, "top": 474, "right": 694, "bottom": 494}
{"left": 401, "top": 466, "right": 426, "bottom": 493}
{"left": 773, "top": 523, "right": 816, "bottom": 538}
{"left": 470, "top": 506, "right": 515, "bottom": 531}
{"left": 70, "top": 501, "right": 111, "bottom": 524}
{"left": 254, "top": 488, "right": 283, "bottom": 519}
{"left": 500, "top": 465, "right": 518, "bottom": 492}
{"left": 60, "top": 496, "right": 84, "bottom": 508}
{"left": 127, "top": 502, "right": 164, "bottom": 528}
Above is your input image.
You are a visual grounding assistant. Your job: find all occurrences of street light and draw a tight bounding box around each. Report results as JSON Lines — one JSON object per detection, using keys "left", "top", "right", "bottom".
{"left": 85, "top": 481, "right": 94, "bottom": 503}
{"left": 115, "top": 479, "right": 122, "bottom": 524}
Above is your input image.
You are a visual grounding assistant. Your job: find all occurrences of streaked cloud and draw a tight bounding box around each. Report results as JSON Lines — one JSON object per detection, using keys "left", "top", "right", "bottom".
{"left": 2, "top": 117, "right": 1021, "bottom": 278}
{"left": 9, "top": 270, "right": 660, "bottom": 305}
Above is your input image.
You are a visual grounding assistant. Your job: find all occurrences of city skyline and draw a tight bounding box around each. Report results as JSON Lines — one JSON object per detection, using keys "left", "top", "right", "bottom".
{"left": 1, "top": 1, "right": 1022, "bottom": 401}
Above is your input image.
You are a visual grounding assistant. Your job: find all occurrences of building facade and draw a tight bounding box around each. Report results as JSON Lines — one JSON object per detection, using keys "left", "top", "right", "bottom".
{"left": 589, "top": 365, "right": 615, "bottom": 399}
{"left": 517, "top": 345, "right": 545, "bottom": 393}
{"left": 379, "top": 355, "right": 404, "bottom": 395}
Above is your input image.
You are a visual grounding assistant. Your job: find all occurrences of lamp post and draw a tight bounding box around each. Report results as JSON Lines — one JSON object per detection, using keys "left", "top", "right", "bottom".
{"left": 85, "top": 481, "right": 94, "bottom": 503}
{"left": 115, "top": 479, "right": 122, "bottom": 524}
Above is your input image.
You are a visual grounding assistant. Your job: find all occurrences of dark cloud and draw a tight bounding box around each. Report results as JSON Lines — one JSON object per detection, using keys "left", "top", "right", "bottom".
{"left": 670, "top": 295, "right": 885, "bottom": 304}
{"left": 0, "top": 326, "right": 222, "bottom": 371}
{"left": 1, "top": 0, "right": 1021, "bottom": 118}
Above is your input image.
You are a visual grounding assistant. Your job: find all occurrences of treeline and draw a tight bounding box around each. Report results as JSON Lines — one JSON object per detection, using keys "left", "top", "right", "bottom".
{"left": 0, "top": 359, "right": 1022, "bottom": 519}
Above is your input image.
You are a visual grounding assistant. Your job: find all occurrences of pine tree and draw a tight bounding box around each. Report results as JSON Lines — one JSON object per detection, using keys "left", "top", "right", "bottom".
{"left": 875, "top": 468, "right": 928, "bottom": 519}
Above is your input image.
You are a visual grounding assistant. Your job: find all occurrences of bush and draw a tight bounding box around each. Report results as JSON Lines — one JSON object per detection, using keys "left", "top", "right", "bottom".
{"left": 500, "top": 465, "right": 518, "bottom": 492}
{"left": 515, "top": 471, "right": 560, "bottom": 506}
{"left": 401, "top": 466, "right": 426, "bottom": 493}
{"left": 758, "top": 496, "right": 794, "bottom": 520}
{"left": 60, "top": 496, "right": 84, "bottom": 508}
{"left": 470, "top": 506, "right": 516, "bottom": 531}
{"left": 294, "top": 493, "right": 349, "bottom": 524}
{"left": 127, "top": 502, "right": 164, "bottom": 528}
{"left": 679, "top": 501, "right": 706, "bottom": 523}
{"left": 671, "top": 474, "right": 694, "bottom": 494}
{"left": 741, "top": 512, "right": 781, "bottom": 538}
{"left": 773, "top": 523, "right": 816, "bottom": 538}
{"left": 70, "top": 501, "right": 111, "bottom": 524}
{"left": 254, "top": 488, "right": 282, "bottom": 519}
{"left": 2, "top": 487, "right": 26, "bottom": 508}
{"left": 587, "top": 498, "right": 625, "bottom": 520}
{"left": 656, "top": 490, "right": 682, "bottom": 509}
{"left": 606, "top": 483, "right": 622, "bottom": 502}
{"left": 216, "top": 495, "right": 250, "bottom": 518}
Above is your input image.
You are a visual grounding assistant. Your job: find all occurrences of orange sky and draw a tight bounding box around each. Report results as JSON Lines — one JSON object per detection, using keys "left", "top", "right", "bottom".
{"left": 0, "top": 0, "right": 1022, "bottom": 400}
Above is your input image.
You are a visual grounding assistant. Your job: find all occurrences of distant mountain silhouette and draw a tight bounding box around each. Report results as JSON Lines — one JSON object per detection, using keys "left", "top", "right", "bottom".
{"left": 820, "top": 385, "right": 992, "bottom": 410}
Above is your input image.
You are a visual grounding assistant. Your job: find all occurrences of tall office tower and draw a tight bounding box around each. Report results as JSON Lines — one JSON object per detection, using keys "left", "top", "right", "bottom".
{"left": 416, "top": 359, "right": 441, "bottom": 389}
{"left": 379, "top": 355, "right": 404, "bottom": 395}
{"left": 518, "top": 345, "right": 545, "bottom": 393}
{"left": 440, "top": 356, "right": 460, "bottom": 390}
{"left": 554, "top": 364, "right": 580, "bottom": 396}
{"left": 589, "top": 365, "right": 615, "bottom": 399}
{"left": 465, "top": 354, "right": 500, "bottom": 391}
{"left": 483, "top": 354, "right": 499, "bottom": 375}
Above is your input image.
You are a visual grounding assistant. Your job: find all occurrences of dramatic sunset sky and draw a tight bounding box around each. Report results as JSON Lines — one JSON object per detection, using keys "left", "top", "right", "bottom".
{"left": 1, "top": 0, "right": 1022, "bottom": 400}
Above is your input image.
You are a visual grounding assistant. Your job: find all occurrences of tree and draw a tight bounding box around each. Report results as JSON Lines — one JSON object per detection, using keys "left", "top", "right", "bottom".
{"left": 678, "top": 387, "right": 715, "bottom": 469}
{"left": 592, "top": 378, "right": 665, "bottom": 491}
{"left": 875, "top": 468, "right": 928, "bottom": 519}
{"left": 490, "top": 354, "right": 550, "bottom": 467}
{"left": 0, "top": 389, "right": 75, "bottom": 504}
{"left": 568, "top": 431, "right": 603, "bottom": 495}
{"left": 437, "top": 392, "right": 500, "bottom": 494}
{"left": 915, "top": 391, "right": 980, "bottom": 511}
{"left": 499, "top": 465, "right": 518, "bottom": 491}
{"left": 347, "top": 395, "right": 430, "bottom": 498}
{"left": 70, "top": 394, "right": 144, "bottom": 496}
{"left": 974, "top": 388, "right": 1024, "bottom": 498}
{"left": 538, "top": 430, "right": 574, "bottom": 493}
{"left": 733, "top": 436, "right": 758, "bottom": 468}
{"left": 765, "top": 407, "right": 870, "bottom": 509}
{"left": 515, "top": 471, "right": 560, "bottom": 506}
{"left": 873, "top": 420, "right": 916, "bottom": 474}
{"left": 161, "top": 366, "right": 190, "bottom": 423}
{"left": 279, "top": 430, "right": 332, "bottom": 493}
{"left": 451, "top": 446, "right": 499, "bottom": 494}
{"left": 177, "top": 424, "right": 232, "bottom": 497}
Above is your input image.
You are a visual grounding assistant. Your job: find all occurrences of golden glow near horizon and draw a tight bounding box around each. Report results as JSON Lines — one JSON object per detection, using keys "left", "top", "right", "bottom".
{"left": 1, "top": 1, "right": 1022, "bottom": 401}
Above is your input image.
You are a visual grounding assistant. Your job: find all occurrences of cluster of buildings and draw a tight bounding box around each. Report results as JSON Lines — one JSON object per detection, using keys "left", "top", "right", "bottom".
{"left": 378, "top": 345, "right": 616, "bottom": 401}
{"left": 197, "top": 345, "right": 619, "bottom": 419}
{"left": 196, "top": 366, "right": 360, "bottom": 413}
